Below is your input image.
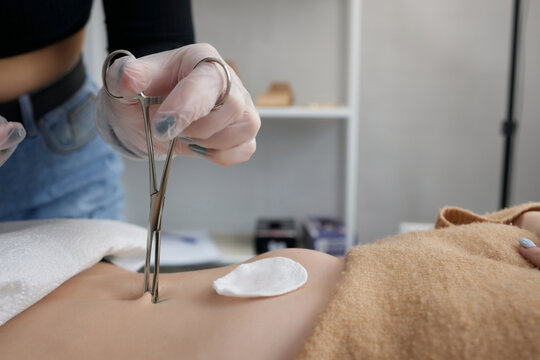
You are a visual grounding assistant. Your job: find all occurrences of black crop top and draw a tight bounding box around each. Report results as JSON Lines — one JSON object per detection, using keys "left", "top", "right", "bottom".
{"left": 1, "top": 0, "right": 194, "bottom": 58}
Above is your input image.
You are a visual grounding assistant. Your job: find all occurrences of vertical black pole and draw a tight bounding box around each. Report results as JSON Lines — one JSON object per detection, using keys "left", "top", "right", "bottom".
{"left": 500, "top": 0, "right": 521, "bottom": 209}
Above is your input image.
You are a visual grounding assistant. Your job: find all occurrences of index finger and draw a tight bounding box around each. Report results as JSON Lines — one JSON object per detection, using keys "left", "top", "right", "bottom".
{"left": 519, "top": 238, "right": 540, "bottom": 267}
{"left": 152, "top": 56, "right": 229, "bottom": 140}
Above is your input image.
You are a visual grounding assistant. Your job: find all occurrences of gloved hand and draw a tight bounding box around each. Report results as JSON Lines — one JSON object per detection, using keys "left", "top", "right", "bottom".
{"left": 0, "top": 116, "right": 26, "bottom": 166}
{"left": 94, "top": 43, "right": 260, "bottom": 166}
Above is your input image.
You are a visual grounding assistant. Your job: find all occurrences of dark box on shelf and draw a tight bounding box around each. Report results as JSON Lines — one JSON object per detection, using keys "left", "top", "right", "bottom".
{"left": 255, "top": 218, "right": 297, "bottom": 254}
{"left": 303, "top": 217, "right": 349, "bottom": 256}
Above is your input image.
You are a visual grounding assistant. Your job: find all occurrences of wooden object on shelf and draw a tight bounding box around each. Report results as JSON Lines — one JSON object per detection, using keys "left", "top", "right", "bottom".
{"left": 305, "top": 102, "right": 338, "bottom": 108}
{"left": 255, "top": 81, "right": 294, "bottom": 107}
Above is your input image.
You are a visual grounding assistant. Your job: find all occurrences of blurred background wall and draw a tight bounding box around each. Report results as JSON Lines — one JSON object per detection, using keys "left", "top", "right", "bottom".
{"left": 84, "top": 0, "right": 540, "bottom": 243}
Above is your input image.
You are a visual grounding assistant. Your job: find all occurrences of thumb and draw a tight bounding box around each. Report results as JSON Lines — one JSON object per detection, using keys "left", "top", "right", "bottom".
{"left": 105, "top": 55, "right": 150, "bottom": 100}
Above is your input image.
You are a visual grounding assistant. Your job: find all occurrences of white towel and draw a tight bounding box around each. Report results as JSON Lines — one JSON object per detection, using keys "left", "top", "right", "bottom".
{"left": 0, "top": 219, "right": 146, "bottom": 326}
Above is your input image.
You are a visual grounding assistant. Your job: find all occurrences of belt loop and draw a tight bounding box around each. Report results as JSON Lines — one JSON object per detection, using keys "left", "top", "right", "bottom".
{"left": 18, "top": 94, "right": 39, "bottom": 137}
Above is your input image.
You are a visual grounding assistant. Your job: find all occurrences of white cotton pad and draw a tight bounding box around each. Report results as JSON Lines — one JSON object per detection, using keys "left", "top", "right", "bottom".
{"left": 213, "top": 257, "right": 308, "bottom": 297}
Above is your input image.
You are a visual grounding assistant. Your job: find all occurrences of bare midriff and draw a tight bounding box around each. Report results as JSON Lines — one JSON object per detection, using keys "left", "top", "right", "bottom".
{"left": 0, "top": 28, "right": 86, "bottom": 103}
{"left": 0, "top": 249, "right": 344, "bottom": 360}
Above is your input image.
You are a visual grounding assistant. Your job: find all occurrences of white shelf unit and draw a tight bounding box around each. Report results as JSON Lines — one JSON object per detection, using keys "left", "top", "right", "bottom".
{"left": 257, "top": 0, "right": 361, "bottom": 250}
{"left": 257, "top": 106, "right": 350, "bottom": 120}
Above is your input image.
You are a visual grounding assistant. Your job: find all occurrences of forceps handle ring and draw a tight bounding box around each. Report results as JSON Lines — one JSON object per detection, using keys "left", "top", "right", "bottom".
{"left": 193, "top": 57, "right": 232, "bottom": 110}
{"left": 102, "top": 49, "right": 163, "bottom": 104}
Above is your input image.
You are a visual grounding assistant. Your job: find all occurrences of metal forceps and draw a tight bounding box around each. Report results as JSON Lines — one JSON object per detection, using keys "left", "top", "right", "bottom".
{"left": 102, "top": 49, "right": 176, "bottom": 303}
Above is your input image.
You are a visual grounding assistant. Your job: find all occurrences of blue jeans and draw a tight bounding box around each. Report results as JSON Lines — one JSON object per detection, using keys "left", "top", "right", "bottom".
{"left": 0, "top": 77, "right": 125, "bottom": 221}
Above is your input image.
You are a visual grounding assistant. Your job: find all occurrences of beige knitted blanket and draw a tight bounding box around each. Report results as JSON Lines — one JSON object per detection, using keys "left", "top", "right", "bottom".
{"left": 295, "top": 203, "right": 540, "bottom": 359}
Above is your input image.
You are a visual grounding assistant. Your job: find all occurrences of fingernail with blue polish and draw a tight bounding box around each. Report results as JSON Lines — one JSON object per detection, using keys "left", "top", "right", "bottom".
{"left": 189, "top": 144, "right": 207, "bottom": 156}
{"left": 155, "top": 116, "right": 176, "bottom": 136}
{"left": 177, "top": 136, "right": 195, "bottom": 143}
{"left": 519, "top": 237, "right": 536, "bottom": 248}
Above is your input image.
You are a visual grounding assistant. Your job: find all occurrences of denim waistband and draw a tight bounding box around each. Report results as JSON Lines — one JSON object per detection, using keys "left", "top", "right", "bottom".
{"left": 0, "top": 58, "right": 86, "bottom": 129}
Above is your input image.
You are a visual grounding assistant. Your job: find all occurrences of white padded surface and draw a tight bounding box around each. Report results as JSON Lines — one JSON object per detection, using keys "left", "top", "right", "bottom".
{"left": 0, "top": 219, "right": 146, "bottom": 326}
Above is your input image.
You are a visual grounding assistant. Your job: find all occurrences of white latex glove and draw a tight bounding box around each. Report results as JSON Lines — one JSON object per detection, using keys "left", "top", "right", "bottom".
{"left": 94, "top": 43, "right": 260, "bottom": 166}
{"left": 0, "top": 116, "right": 26, "bottom": 166}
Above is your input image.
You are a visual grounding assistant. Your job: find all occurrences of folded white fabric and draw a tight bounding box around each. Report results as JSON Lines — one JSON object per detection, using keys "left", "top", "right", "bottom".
{"left": 0, "top": 219, "right": 146, "bottom": 326}
{"left": 213, "top": 257, "right": 308, "bottom": 297}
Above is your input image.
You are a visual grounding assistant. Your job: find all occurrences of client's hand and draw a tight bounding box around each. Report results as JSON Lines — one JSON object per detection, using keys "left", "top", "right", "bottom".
{"left": 514, "top": 211, "right": 540, "bottom": 267}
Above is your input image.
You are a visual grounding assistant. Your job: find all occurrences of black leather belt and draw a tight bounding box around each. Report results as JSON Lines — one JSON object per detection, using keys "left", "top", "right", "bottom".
{"left": 0, "top": 58, "right": 86, "bottom": 126}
